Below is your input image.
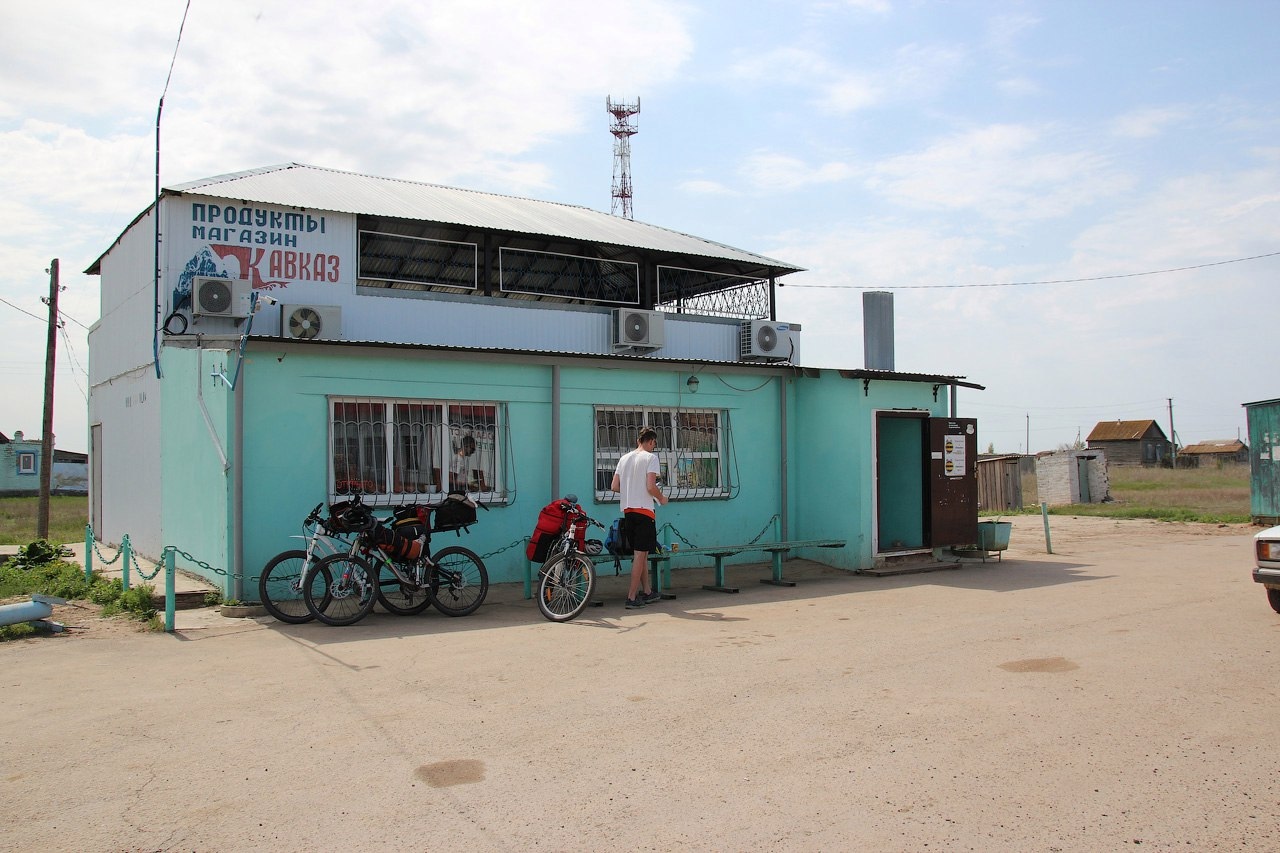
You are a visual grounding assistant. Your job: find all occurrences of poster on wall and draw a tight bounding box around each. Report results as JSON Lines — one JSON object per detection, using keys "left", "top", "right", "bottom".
{"left": 943, "top": 433, "right": 966, "bottom": 478}
{"left": 165, "top": 196, "right": 356, "bottom": 314}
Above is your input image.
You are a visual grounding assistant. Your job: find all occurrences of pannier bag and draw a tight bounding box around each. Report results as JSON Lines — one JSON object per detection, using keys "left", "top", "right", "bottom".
{"left": 526, "top": 498, "right": 587, "bottom": 563}
{"left": 368, "top": 520, "right": 426, "bottom": 563}
{"left": 392, "top": 505, "right": 430, "bottom": 541}
{"left": 433, "top": 490, "right": 478, "bottom": 532}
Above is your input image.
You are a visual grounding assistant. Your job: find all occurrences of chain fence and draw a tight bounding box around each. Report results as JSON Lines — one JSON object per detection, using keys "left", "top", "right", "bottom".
{"left": 660, "top": 513, "right": 779, "bottom": 550}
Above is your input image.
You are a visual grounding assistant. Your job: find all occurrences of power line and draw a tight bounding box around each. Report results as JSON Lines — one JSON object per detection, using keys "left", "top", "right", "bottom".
{"left": 58, "top": 324, "right": 88, "bottom": 403}
{"left": 780, "top": 250, "right": 1280, "bottom": 290}
{"left": 0, "top": 294, "right": 48, "bottom": 323}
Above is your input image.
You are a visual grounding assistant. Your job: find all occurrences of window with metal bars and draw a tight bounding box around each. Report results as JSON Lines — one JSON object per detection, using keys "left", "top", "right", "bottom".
{"left": 594, "top": 406, "right": 729, "bottom": 501}
{"left": 330, "top": 398, "right": 500, "bottom": 503}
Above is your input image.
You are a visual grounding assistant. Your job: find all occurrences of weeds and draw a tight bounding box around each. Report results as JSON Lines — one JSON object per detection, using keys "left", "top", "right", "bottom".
{"left": 0, "top": 539, "right": 158, "bottom": 640}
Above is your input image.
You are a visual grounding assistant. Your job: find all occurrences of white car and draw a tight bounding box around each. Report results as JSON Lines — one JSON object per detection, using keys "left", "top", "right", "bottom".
{"left": 1254, "top": 525, "right": 1280, "bottom": 614}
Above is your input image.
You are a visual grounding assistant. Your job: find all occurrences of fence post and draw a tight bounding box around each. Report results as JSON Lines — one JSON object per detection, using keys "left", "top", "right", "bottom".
{"left": 121, "top": 534, "right": 132, "bottom": 591}
{"left": 84, "top": 524, "right": 93, "bottom": 583}
{"left": 524, "top": 536, "right": 534, "bottom": 600}
{"left": 164, "top": 549, "right": 176, "bottom": 633}
{"left": 1041, "top": 502, "right": 1054, "bottom": 554}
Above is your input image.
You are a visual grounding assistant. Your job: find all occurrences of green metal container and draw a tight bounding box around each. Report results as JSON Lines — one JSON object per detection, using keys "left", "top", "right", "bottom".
{"left": 1244, "top": 398, "right": 1280, "bottom": 526}
{"left": 976, "top": 520, "right": 1012, "bottom": 551}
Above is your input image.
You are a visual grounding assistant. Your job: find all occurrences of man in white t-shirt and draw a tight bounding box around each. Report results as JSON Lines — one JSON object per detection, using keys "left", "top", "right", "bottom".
{"left": 449, "top": 435, "right": 476, "bottom": 491}
{"left": 610, "top": 427, "right": 668, "bottom": 609}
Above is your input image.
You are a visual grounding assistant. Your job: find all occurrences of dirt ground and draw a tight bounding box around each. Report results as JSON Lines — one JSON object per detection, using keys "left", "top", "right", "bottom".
{"left": 2, "top": 515, "right": 1277, "bottom": 852}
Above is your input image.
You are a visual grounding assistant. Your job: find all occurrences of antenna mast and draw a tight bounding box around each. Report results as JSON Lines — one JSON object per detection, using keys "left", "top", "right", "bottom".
{"left": 606, "top": 96, "right": 640, "bottom": 219}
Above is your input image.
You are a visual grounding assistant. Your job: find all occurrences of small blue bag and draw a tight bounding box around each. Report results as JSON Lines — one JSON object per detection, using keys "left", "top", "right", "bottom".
{"left": 604, "top": 516, "right": 629, "bottom": 556}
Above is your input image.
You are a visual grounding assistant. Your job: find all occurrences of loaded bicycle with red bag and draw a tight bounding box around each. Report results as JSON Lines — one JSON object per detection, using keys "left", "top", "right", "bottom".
{"left": 528, "top": 494, "right": 605, "bottom": 622}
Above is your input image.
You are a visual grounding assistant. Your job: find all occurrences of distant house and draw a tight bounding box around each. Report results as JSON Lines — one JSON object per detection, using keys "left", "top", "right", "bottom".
{"left": 0, "top": 430, "right": 89, "bottom": 496}
{"left": 1086, "top": 419, "right": 1171, "bottom": 467}
{"left": 1178, "top": 439, "right": 1249, "bottom": 468}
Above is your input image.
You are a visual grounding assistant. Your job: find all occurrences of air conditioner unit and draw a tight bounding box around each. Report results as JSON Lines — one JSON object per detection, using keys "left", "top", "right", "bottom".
{"left": 281, "top": 304, "right": 342, "bottom": 341}
{"left": 612, "top": 308, "right": 665, "bottom": 351}
{"left": 740, "top": 320, "right": 800, "bottom": 362}
{"left": 192, "top": 276, "right": 252, "bottom": 318}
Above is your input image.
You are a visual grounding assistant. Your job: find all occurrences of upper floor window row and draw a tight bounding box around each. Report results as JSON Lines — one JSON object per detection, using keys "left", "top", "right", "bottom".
{"left": 356, "top": 228, "right": 773, "bottom": 319}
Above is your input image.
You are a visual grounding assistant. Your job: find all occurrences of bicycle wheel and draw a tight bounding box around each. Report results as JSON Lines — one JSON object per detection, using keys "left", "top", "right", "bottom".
{"left": 427, "top": 546, "right": 489, "bottom": 617}
{"left": 378, "top": 560, "right": 433, "bottom": 616}
{"left": 303, "top": 553, "right": 379, "bottom": 626}
{"left": 259, "top": 549, "right": 317, "bottom": 624}
{"left": 536, "top": 553, "right": 595, "bottom": 623}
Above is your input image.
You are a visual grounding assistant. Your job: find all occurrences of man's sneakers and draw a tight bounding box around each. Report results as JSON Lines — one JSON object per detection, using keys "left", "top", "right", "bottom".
{"left": 625, "top": 590, "right": 663, "bottom": 609}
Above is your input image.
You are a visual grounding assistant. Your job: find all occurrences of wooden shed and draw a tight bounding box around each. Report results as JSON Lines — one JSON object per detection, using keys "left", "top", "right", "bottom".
{"left": 976, "top": 454, "right": 1023, "bottom": 511}
{"left": 1178, "top": 439, "right": 1249, "bottom": 468}
{"left": 1086, "top": 419, "right": 1171, "bottom": 467}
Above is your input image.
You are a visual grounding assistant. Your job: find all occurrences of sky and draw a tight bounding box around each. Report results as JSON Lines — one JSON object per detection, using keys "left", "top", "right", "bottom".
{"left": 2, "top": 0, "right": 1278, "bottom": 456}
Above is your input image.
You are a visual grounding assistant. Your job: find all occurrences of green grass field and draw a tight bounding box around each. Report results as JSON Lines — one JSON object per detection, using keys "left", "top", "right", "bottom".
{"left": 997, "top": 464, "right": 1251, "bottom": 524}
{"left": 0, "top": 496, "right": 90, "bottom": 546}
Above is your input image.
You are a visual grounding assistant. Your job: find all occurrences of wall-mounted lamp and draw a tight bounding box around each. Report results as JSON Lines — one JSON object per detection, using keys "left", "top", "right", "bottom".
{"left": 686, "top": 375, "right": 700, "bottom": 394}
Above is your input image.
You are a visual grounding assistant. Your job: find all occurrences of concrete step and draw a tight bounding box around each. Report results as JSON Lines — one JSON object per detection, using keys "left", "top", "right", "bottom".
{"left": 150, "top": 590, "right": 215, "bottom": 611}
{"left": 861, "top": 559, "right": 961, "bottom": 577}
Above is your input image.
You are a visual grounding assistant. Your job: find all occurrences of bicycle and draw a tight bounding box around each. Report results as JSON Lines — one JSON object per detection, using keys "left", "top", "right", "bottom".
{"left": 257, "top": 502, "right": 355, "bottom": 624}
{"left": 535, "top": 496, "right": 605, "bottom": 623}
{"left": 303, "top": 500, "right": 489, "bottom": 627}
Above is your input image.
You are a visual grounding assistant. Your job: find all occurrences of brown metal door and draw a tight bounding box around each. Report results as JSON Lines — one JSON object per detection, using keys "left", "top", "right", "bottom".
{"left": 928, "top": 417, "right": 978, "bottom": 547}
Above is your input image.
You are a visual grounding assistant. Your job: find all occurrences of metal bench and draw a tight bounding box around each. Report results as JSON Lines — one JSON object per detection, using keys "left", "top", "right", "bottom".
{"left": 647, "top": 538, "right": 847, "bottom": 594}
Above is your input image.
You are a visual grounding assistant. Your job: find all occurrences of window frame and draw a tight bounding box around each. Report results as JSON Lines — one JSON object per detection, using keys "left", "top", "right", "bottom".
{"left": 328, "top": 396, "right": 503, "bottom": 505}
{"left": 16, "top": 452, "right": 36, "bottom": 475}
{"left": 593, "top": 405, "right": 729, "bottom": 502}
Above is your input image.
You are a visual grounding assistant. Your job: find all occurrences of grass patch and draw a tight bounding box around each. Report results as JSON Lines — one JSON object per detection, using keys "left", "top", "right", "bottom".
{"left": 0, "top": 496, "right": 89, "bottom": 546}
{"left": 0, "top": 539, "right": 158, "bottom": 640}
{"left": 985, "top": 464, "right": 1252, "bottom": 524}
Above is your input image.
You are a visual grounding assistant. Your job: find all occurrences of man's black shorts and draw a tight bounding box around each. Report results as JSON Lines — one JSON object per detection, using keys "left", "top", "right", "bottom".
{"left": 623, "top": 512, "right": 658, "bottom": 552}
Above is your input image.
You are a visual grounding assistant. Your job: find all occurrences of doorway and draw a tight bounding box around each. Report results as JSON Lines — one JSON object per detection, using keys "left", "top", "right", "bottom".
{"left": 876, "top": 413, "right": 927, "bottom": 551}
{"left": 875, "top": 412, "right": 979, "bottom": 553}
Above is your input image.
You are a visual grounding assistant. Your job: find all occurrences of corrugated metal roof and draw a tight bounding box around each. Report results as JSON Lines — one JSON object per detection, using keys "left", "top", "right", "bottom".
{"left": 1180, "top": 439, "right": 1246, "bottom": 454}
{"left": 165, "top": 163, "right": 803, "bottom": 272}
{"left": 1087, "top": 419, "right": 1162, "bottom": 441}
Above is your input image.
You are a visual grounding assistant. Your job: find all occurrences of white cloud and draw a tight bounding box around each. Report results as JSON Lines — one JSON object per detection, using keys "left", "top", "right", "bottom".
{"left": 867, "top": 124, "right": 1133, "bottom": 222}
{"left": 678, "top": 179, "right": 736, "bottom": 195}
{"left": 997, "top": 77, "right": 1041, "bottom": 97}
{"left": 1111, "top": 106, "right": 1190, "bottom": 139}
{"left": 739, "top": 150, "right": 856, "bottom": 190}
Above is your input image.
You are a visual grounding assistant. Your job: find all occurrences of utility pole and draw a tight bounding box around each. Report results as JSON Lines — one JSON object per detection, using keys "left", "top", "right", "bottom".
{"left": 1025, "top": 413, "right": 1030, "bottom": 456}
{"left": 37, "top": 259, "right": 61, "bottom": 539}
{"left": 1167, "top": 397, "right": 1177, "bottom": 469}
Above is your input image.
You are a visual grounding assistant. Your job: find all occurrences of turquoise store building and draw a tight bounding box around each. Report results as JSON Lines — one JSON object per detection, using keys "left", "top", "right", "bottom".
{"left": 86, "top": 164, "right": 982, "bottom": 598}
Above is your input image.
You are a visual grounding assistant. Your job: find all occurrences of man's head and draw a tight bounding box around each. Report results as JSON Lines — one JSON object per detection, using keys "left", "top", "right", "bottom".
{"left": 459, "top": 435, "right": 476, "bottom": 456}
{"left": 637, "top": 427, "right": 658, "bottom": 449}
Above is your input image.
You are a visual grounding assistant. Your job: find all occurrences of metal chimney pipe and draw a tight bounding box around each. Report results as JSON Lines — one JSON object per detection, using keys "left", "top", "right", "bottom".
{"left": 863, "top": 291, "right": 894, "bottom": 370}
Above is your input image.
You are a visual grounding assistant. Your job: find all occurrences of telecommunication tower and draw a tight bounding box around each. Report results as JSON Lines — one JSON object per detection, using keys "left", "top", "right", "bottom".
{"left": 606, "top": 96, "right": 640, "bottom": 219}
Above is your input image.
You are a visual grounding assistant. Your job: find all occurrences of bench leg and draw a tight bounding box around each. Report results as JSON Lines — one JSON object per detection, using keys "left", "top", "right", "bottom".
{"left": 650, "top": 559, "right": 676, "bottom": 600}
{"left": 760, "top": 550, "right": 797, "bottom": 587}
{"left": 702, "top": 555, "right": 739, "bottom": 593}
